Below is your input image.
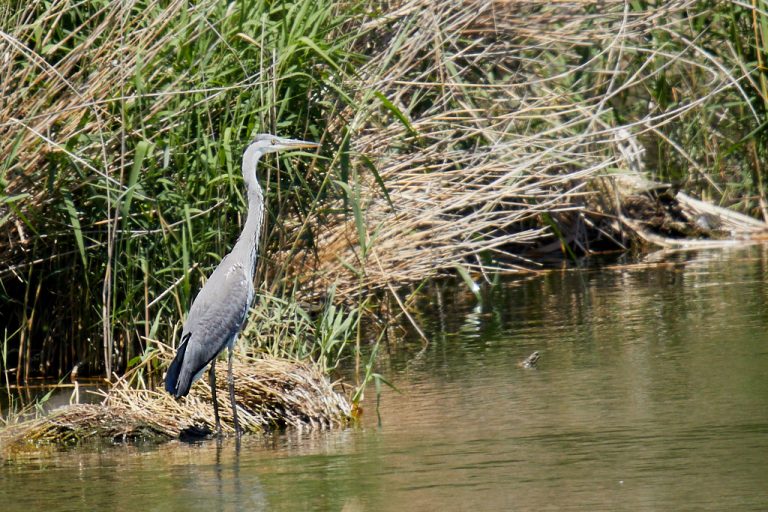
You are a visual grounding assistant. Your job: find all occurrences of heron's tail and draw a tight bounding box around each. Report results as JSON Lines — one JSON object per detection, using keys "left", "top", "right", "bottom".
{"left": 164, "top": 339, "right": 190, "bottom": 398}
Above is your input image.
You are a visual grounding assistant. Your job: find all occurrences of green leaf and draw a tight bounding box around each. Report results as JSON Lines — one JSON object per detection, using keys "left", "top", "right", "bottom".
{"left": 334, "top": 180, "right": 367, "bottom": 259}
{"left": 121, "top": 140, "right": 151, "bottom": 220}
{"left": 63, "top": 193, "right": 87, "bottom": 267}
{"left": 0, "top": 193, "right": 30, "bottom": 205}
{"left": 374, "top": 91, "right": 416, "bottom": 136}
{"left": 297, "top": 36, "right": 343, "bottom": 74}
{"left": 453, "top": 263, "right": 481, "bottom": 301}
{"left": 360, "top": 155, "right": 394, "bottom": 212}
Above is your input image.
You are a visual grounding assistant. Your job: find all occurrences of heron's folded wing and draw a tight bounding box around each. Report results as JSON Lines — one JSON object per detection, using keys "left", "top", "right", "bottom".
{"left": 173, "top": 260, "right": 253, "bottom": 394}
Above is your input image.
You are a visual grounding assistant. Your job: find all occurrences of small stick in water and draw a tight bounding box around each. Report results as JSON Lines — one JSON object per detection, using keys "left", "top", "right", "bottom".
{"left": 518, "top": 351, "right": 540, "bottom": 369}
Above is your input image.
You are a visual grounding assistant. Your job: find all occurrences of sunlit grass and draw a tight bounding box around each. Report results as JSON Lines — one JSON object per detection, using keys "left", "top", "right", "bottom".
{"left": 2, "top": 0, "right": 768, "bottom": 388}
{"left": 0, "top": 0, "right": 369, "bottom": 381}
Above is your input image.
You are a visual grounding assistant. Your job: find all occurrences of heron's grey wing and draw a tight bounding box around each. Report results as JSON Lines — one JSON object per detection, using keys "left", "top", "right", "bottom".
{"left": 166, "top": 256, "right": 253, "bottom": 397}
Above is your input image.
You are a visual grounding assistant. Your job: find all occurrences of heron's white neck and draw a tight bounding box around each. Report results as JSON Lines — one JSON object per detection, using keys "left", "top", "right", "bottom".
{"left": 232, "top": 149, "right": 265, "bottom": 275}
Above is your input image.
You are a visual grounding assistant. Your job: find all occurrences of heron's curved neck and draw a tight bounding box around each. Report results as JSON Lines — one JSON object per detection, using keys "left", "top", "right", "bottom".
{"left": 233, "top": 150, "right": 265, "bottom": 274}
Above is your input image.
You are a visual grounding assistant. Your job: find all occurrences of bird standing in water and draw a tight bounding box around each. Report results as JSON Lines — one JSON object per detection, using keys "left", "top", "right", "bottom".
{"left": 164, "top": 134, "right": 319, "bottom": 436}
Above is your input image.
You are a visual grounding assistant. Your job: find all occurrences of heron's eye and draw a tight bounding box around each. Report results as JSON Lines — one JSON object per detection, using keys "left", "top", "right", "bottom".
{"left": 271, "top": 138, "right": 278, "bottom": 145}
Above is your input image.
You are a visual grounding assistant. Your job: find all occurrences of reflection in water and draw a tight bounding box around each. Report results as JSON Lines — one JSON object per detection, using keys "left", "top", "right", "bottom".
{"left": 3, "top": 246, "right": 768, "bottom": 511}
{"left": 1, "top": 439, "right": 269, "bottom": 512}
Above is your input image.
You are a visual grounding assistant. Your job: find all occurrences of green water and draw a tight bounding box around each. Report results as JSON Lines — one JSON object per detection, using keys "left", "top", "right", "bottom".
{"left": 3, "top": 247, "right": 768, "bottom": 511}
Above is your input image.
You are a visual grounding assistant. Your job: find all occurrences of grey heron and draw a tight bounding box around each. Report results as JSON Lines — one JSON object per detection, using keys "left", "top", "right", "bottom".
{"left": 164, "top": 134, "right": 319, "bottom": 436}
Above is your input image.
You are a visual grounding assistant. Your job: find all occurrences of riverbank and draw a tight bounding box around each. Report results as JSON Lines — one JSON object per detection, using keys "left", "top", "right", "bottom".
{"left": 2, "top": 1, "right": 767, "bottom": 392}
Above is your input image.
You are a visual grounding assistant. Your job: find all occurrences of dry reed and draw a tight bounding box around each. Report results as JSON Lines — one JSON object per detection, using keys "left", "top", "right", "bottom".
{"left": 289, "top": 0, "right": 760, "bottom": 299}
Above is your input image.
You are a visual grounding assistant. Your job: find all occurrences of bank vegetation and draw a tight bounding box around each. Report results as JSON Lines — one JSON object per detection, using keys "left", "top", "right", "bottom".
{"left": 2, "top": 0, "right": 768, "bottom": 398}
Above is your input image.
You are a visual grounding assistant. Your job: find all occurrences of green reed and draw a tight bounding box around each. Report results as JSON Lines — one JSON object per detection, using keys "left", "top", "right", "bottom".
{"left": 3, "top": 0, "right": 768, "bottom": 388}
{"left": 0, "top": 0, "right": 370, "bottom": 381}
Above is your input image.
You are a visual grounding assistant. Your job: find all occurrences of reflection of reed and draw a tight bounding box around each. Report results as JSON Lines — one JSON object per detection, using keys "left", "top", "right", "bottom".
{"left": 360, "top": 246, "right": 768, "bottom": 510}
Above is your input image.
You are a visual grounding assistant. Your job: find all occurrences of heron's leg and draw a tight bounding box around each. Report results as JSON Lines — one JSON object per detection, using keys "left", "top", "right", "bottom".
{"left": 228, "top": 347, "right": 242, "bottom": 436}
{"left": 209, "top": 363, "right": 222, "bottom": 435}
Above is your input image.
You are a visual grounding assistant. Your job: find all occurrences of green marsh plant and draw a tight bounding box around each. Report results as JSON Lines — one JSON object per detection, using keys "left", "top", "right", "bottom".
{"left": 6, "top": 0, "right": 768, "bottom": 393}
{"left": 0, "top": 0, "right": 370, "bottom": 380}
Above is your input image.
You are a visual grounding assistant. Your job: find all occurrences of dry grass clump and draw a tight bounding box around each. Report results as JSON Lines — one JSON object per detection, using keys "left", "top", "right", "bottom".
{"left": 1, "top": 354, "right": 350, "bottom": 458}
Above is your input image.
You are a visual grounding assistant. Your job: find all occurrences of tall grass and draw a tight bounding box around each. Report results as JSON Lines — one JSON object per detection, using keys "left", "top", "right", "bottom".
{"left": 0, "top": 0, "right": 368, "bottom": 381}
{"left": 2, "top": 0, "right": 768, "bottom": 383}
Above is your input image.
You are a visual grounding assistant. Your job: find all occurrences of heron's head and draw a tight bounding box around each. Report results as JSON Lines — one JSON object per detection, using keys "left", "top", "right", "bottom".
{"left": 246, "top": 134, "right": 320, "bottom": 156}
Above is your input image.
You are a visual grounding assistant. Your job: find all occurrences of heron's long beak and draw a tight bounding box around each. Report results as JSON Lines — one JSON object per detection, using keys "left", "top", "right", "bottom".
{"left": 280, "top": 138, "right": 320, "bottom": 150}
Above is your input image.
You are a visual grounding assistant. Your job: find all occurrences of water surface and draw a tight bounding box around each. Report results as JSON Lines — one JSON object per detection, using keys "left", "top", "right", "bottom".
{"left": 3, "top": 247, "right": 768, "bottom": 510}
